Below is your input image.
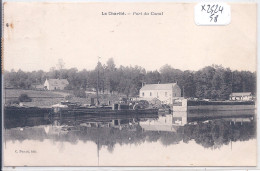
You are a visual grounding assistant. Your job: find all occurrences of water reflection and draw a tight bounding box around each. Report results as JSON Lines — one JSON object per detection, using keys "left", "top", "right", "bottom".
{"left": 4, "top": 111, "right": 256, "bottom": 151}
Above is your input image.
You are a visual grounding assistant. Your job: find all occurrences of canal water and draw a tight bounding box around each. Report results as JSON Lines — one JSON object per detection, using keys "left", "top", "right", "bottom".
{"left": 3, "top": 112, "right": 257, "bottom": 166}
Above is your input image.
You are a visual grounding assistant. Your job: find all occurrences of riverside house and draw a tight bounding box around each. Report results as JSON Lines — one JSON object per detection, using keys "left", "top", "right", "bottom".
{"left": 44, "top": 79, "right": 69, "bottom": 90}
{"left": 139, "top": 83, "right": 181, "bottom": 104}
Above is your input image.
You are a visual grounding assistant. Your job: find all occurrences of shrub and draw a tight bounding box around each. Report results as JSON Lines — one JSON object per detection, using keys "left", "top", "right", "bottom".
{"left": 73, "top": 89, "right": 86, "bottom": 98}
{"left": 65, "top": 95, "right": 73, "bottom": 100}
{"left": 18, "top": 94, "right": 32, "bottom": 102}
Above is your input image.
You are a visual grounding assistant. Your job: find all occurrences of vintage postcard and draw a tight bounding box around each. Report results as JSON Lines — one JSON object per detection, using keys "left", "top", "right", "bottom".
{"left": 2, "top": 1, "right": 257, "bottom": 167}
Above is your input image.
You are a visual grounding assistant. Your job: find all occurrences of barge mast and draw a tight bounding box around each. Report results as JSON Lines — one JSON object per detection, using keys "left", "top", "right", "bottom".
{"left": 96, "top": 57, "right": 100, "bottom": 105}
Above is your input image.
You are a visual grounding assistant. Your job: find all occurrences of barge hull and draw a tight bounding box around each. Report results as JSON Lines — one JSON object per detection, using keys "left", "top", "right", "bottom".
{"left": 51, "top": 108, "right": 159, "bottom": 116}
{"left": 188, "top": 104, "right": 255, "bottom": 112}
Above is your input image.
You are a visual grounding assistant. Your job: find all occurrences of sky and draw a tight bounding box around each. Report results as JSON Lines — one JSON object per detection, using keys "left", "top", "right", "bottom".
{"left": 3, "top": 2, "right": 257, "bottom": 72}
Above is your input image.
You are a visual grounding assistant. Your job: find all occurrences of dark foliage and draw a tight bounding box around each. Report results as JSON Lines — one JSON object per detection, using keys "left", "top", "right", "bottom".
{"left": 65, "top": 95, "right": 73, "bottom": 100}
{"left": 4, "top": 59, "right": 256, "bottom": 100}
{"left": 73, "top": 89, "right": 86, "bottom": 98}
{"left": 18, "top": 94, "right": 32, "bottom": 102}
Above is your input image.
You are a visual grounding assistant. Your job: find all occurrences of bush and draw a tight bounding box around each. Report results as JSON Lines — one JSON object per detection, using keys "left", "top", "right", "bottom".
{"left": 65, "top": 95, "right": 73, "bottom": 100}
{"left": 18, "top": 94, "right": 32, "bottom": 102}
{"left": 73, "top": 89, "right": 86, "bottom": 98}
{"left": 6, "top": 99, "right": 20, "bottom": 105}
{"left": 64, "top": 85, "right": 73, "bottom": 90}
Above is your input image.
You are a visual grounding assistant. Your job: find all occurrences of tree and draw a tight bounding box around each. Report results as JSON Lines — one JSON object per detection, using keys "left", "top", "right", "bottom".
{"left": 56, "top": 58, "right": 65, "bottom": 70}
{"left": 106, "top": 58, "right": 116, "bottom": 71}
{"left": 145, "top": 71, "right": 161, "bottom": 84}
{"left": 18, "top": 94, "right": 32, "bottom": 102}
{"left": 73, "top": 89, "right": 86, "bottom": 98}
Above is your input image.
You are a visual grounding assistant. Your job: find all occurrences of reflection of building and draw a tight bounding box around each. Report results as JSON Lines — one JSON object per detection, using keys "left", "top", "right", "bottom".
{"left": 140, "top": 114, "right": 186, "bottom": 132}
{"left": 78, "top": 119, "right": 138, "bottom": 131}
{"left": 229, "top": 92, "right": 253, "bottom": 101}
{"left": 80, "top": 122, "right": 110, "bottom": 128}
{"left": 44, "top": 125, "right": 69, "bottom": 135}
{"left": 139, "top": 83, "right": 181, "bottom": 104}
{"left": 110, "top": 119, "right": 137, "bottom": 130}
{"left": 223, "top": 117, "right": 253, "bottom": 124}
{"left": 44, "top": 79, "right": 69, "bottom": 90}
{"left": 172, "top": 112, "right": 187, "bottom": 126}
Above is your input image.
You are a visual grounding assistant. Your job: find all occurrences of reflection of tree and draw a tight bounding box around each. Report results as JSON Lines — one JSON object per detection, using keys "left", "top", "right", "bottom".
{"left": 5, "top": 118, "right": 256, "bottom": 152}
{"left": 4, "top": 115, "right": 51, "bottom": 129}
{"left": 6, "top": 127, "right": 47, "bottom": 143}
{"left": 145, "top": 131, "right": 160, "bottom": 143}
{"left": 182, "top": 119, "right": 256, "bottom": 149}
{"left": 160, "top": 132, "right": 183, "bottom": 146}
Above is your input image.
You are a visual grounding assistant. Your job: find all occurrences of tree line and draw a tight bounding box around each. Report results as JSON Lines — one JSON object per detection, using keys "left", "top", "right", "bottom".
{"left": 4, "top": 58, "right": 256, "bottom": 100}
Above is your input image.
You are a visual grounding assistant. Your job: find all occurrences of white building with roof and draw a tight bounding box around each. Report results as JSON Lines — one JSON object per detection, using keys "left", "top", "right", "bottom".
{"left": 44, "top": 79, "right": 69, "bottom": 90}
{"left": 229, "top": 92, "right": 253, "bottom": 101}
{"left": 139, "top": 83, "right": 181, "bottom": 104}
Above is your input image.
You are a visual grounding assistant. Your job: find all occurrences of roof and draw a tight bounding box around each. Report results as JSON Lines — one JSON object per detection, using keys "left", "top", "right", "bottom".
{"left": 46, "top": 79, "right": 69, "bottom": 86}
{"left": 140, "top": 83, "right": 178, "bottom": 90}
{"left": 230, "top": 92, "right": 252, "bottom": 96}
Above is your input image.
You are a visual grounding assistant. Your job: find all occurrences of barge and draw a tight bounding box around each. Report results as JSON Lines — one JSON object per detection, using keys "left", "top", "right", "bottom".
{"left": 4, "top": 105, "right": 159, "bottom": 118}
{"left": 173, "top": 99, "right": 255, "bottom": 112}
{"left": 51, "top": 102, "right": 159, "bottom": 116}
{"left": 172, "top": 99, "right": 256, "bottom": 119}
{"left": 4, "top": 106, "right": 51, "bottom": 117}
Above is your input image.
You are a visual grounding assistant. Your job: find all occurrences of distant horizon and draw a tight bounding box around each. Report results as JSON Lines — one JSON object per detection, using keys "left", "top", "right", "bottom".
{"left": 4, "top": 62, "right": 257, "bottom": 73}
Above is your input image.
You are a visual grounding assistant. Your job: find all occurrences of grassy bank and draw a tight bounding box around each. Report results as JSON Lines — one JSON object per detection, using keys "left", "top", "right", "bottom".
{"left": 4, "top": 89, "right": 124, "bottom": 107}
{"left": 4, "top": 89, "right": 69, "bottom": 98}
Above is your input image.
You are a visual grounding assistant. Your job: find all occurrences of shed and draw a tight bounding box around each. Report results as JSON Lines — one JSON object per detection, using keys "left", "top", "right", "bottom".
{"left": 229, "top": 92, "right": 253, "bottom": 101}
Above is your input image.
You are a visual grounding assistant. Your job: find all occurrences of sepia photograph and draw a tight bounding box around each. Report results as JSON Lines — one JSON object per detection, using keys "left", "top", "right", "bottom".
{"left": 2, "top": 1, "right": 257, "bottom": 167}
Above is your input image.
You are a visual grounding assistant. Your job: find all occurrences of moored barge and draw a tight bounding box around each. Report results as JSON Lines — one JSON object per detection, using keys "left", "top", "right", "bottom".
{"left": 51, "top": 102, "right": 159, "bottom": 116}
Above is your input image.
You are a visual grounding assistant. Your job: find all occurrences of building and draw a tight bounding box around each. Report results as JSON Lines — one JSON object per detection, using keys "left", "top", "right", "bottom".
{"left": 44, "top": 79, "right": 69, "bottom": 90}
{"left": 229, "top": 92, "right": 253, "bottom": 101}
{"left": 139, "top": 83, "right": 181, "bottom": 104}
{"left": 139, "top": 114, "right": 183, "bottom": 132}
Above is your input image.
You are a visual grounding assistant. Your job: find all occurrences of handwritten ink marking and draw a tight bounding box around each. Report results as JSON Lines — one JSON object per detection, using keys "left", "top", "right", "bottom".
{"left": 195, "top": 2, "right": 230, "bottom": 25}
{"left": 210, "top": 5, "right": 215, "bottom": 14}
{"left": 207, "top": 5, "right": 211, "bottom": 13}
{"left": 214, "top": 4, "right": 219, "bottom": 14}
{"left": 219, "top": 6, "right": 224, "bottom": 13}
{"left": 210, "top": 14, "right": 214, "bottom": 22}
{"left": 200, "top": 4, "right": 225, "bottom": 23}
{"left": 214, "top": 15, "right": 219, "bottom": 22}
{"left": 201, "top": 5, "right": 206, "bottom": 11}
